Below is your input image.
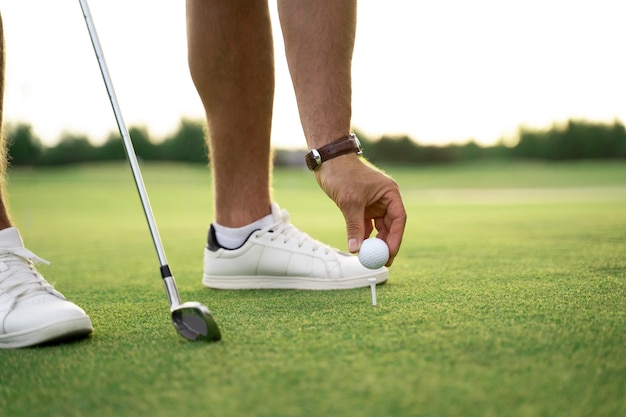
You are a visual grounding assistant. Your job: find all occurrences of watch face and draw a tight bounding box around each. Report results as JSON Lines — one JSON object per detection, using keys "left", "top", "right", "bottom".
{"left": 305, "top": 149, "right": 322, "bottom": 171}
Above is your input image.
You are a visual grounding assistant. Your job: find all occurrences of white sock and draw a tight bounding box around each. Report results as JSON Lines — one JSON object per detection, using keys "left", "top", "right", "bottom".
{"left": 213, "top": 213, "right": 274, "bottom": 249}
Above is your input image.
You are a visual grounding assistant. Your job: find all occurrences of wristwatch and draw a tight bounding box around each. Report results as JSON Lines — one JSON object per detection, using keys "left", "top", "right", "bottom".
{"left": 305, "top": 134, "right": 363, "bottom": 171}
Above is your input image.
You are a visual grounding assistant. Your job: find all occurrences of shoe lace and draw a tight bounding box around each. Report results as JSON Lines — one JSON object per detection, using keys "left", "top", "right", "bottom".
{"left": 0, "top": 247, "right": 58, "bottom": 304}
{"left": 263, "top": 209, "right": 331, "bottom": 254}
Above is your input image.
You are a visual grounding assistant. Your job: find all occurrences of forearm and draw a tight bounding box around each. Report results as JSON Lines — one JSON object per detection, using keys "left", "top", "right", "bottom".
{"left": 278, "top": 0, "right": 357, "bottom": 149}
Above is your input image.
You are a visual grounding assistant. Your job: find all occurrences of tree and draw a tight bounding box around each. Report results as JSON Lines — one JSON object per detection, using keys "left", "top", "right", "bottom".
{"left": 160, "top": 119, "right": 208, "bottom": 163}
{"left": 512, "top": 120, "right": 626, "bottom": 160}
{"left": 99, "top": 126, "right": 160, "bottom": 161}
{"left": 6, "top": 123, "right": 43, "bottom": 165}
{"left": 39, "top": 133, "right": 97, "bottom": 165}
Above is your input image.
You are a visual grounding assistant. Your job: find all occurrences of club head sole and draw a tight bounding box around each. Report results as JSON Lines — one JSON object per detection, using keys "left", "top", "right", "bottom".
{"left": 171, "top": 302, "right": 222, "bottom": 342}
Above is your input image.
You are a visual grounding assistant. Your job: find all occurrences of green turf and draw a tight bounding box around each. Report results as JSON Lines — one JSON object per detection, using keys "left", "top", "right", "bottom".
{"left": 1, "top": 161, "right": 624, "bottom": 417}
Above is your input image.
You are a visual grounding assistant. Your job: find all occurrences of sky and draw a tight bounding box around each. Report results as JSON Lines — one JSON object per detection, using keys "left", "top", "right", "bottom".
{"left": 0, "top": 0, "right": 624, "bottom": 149}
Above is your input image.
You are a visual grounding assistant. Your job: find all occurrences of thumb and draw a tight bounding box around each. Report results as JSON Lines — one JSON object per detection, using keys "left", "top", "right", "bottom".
{"left": 342, "top": 206, "right": 367, "bottom": 253}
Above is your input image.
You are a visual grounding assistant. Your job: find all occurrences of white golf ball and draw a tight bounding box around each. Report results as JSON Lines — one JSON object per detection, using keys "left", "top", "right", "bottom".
{"left": 358, "top": 238, "right": 389, "bottom": 269}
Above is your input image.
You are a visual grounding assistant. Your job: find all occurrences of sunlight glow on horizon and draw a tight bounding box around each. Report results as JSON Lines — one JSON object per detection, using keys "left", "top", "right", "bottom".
{"left": 1, "top": 0, "right": 624, "bottom": 149}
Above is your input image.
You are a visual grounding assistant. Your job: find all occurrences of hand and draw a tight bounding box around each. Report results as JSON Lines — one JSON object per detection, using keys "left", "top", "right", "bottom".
{"left": 314, "top": 154, "right": 406, "bottom": 266}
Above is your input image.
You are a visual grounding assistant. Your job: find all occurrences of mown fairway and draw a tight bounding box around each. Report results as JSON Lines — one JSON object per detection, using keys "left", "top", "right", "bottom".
{"left": 1, "top": 161, "right": 625, "bottom": 417}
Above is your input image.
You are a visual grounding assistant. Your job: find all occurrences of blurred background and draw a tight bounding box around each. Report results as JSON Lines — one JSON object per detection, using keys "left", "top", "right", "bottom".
{"left": 1, "top": 0, "right": 625, "bottom": 166}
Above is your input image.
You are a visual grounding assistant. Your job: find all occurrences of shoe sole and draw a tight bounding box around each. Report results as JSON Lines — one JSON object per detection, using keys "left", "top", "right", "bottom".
{"left": 202, "top": 271, "right": 388, "bottom": 290}
{"left": 0, "top": 316, "right": 93, "bottom": 349}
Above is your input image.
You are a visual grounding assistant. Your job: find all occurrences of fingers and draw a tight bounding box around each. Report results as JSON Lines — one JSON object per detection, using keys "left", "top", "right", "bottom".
{"left": 342, "top": 204, "right": 370, "bottom": 253}
{"left": 363, "top": 188, "right": 405, "bottom": 265}
{"left": 377, "top": 193, "right": 407, "bottom": 266}
{"left": 315, "top": 155, "right": 407, "bottom": 266}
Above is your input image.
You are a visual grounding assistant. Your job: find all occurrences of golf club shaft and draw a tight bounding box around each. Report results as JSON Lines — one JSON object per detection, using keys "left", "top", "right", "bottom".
{"left": 79, "top": 0, "right": 181, "bottom": 307}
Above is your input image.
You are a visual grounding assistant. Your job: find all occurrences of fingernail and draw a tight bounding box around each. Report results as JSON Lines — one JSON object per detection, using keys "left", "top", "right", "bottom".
{"left": 349, "top": 238, "right": 359, "bottom": 253}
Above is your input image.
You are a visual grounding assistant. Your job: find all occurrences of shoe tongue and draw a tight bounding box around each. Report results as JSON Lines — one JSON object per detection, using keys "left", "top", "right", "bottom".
{"left": 270, "top": 203, "right": 284, "bottom": 222}
{"left": 0, "top": 227, "right": 25, "bottom": 248}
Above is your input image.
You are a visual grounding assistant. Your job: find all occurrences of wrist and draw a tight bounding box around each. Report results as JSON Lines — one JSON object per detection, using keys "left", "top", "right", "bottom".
{"left": 313, "top": 152, "right": 364, "bottom": 185}
{"left": 304, "top": 134, "right": 363, "bottom": 171}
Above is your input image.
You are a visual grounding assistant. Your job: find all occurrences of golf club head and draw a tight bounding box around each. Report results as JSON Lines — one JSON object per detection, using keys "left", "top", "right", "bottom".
{"left": 171, "top": 301, "right": 221, "bottom": 342}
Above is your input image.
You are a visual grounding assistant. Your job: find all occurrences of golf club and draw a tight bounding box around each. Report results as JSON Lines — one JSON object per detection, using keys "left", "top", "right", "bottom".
{"left": 78, "top": 0, "right": 221, "bottom": 342}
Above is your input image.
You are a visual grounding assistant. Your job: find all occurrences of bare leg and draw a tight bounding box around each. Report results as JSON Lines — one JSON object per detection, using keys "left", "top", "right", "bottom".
{"left": 0, "top": 13, "right": 13, "bottom": 230}
{"left": 277, "top": 0, "right": 356, "bottom": 148}
{"left": 186, "top": 0, "right": 274, "bottom": 228}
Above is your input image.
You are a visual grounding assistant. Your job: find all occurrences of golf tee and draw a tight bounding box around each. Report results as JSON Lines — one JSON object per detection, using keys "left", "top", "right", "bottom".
{"left": 368, "top": 278, "right": 377, "bottom": 306}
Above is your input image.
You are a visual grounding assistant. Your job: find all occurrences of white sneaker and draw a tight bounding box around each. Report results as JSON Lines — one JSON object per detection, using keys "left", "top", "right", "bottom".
{"left": 0, "top": 228, "right": 93, "bottom": 348}
{"left": 203, "top": 204, "right": 388, "bottom": 289}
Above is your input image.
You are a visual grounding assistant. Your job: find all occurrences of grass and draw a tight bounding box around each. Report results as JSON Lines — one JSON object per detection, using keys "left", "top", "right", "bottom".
{"left": 1, "top": 160, "right": 625, "bottom": 417}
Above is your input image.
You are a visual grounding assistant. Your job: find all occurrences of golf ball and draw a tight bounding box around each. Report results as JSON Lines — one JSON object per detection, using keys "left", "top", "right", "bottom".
{"left": 358, "top": 238, "right": 389, "bottom": 269}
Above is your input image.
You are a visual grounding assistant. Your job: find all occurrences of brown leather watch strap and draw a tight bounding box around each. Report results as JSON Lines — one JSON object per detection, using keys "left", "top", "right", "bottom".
{"left": 305, "top": 134, "right": 363, "bottom": 171}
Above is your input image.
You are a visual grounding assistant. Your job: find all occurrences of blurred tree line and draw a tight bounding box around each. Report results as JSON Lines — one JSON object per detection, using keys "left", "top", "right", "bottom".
{"left": 6, "top": 119, "right": 208, "bottom": 166}
{"left": 356, "top": 119, "right": 626, "bottom": 165}
{"left": 4, "top": 118, "right": 626, "bottom": 167}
